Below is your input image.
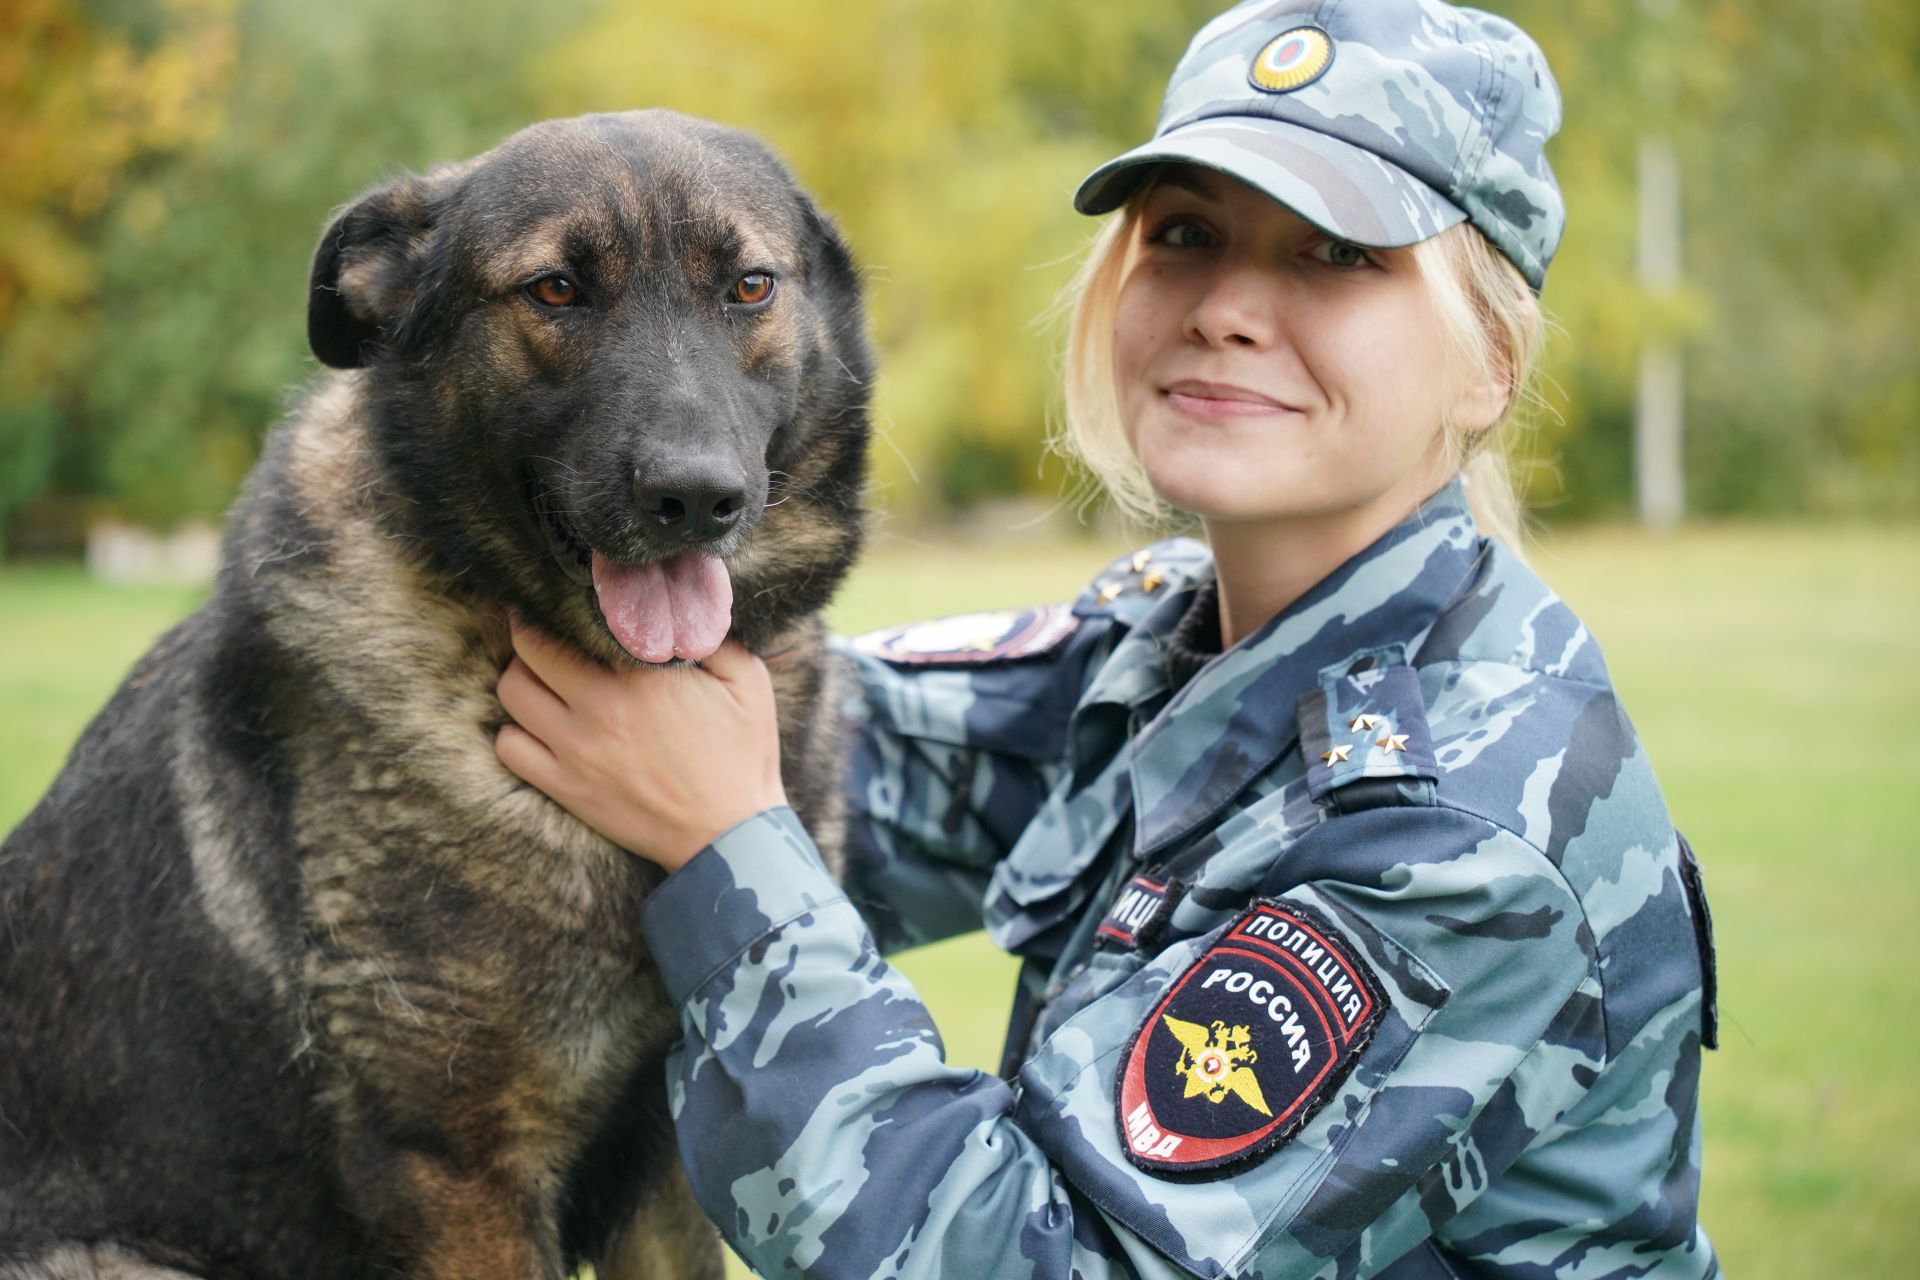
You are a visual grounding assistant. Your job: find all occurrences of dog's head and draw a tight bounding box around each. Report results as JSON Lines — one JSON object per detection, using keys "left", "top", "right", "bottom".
{"left": 307, "top": 110, "right": 872, "bottom": 664}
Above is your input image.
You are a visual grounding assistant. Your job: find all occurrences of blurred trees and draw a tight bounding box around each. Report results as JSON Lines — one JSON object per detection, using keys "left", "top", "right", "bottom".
{"left": 0, "top": 0, "right": 237, "bottom": 542}
{"left": 0, "top": 0, "right": 1913, "bottom": 548}
{"left": 1506, "top": 0, "right": 1920, "bottom": 518}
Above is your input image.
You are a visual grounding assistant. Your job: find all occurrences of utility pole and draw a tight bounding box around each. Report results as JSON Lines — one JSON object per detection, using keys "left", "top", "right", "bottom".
{"left": 1635, "top": 0, "right": 1684, "bottom": 530}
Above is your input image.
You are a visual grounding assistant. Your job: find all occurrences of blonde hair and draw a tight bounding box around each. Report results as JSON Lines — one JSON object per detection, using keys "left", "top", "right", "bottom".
{"left": 1054, "top": 196, "right": 1545, "bottom": 549}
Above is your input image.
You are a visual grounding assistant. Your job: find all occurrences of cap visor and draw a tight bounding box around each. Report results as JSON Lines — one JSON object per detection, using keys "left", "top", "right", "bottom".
{"left": 1074, "top": 116, "right": 1466, "bottom": 249}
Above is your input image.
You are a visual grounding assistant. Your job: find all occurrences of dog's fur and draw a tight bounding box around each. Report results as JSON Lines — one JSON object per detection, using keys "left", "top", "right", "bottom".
{"left": 0, "top": 110, "right": 873, "bottom": 1279}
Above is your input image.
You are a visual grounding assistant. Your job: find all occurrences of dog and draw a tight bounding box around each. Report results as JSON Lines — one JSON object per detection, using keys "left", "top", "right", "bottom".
{"left": 0, "top": 109, "right": 873, "bottom": 1279}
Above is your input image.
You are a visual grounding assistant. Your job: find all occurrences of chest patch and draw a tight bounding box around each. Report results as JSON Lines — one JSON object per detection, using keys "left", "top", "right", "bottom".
{"left": 1117, "top": 900, "right": 1385, "bottom": 1178}
{"left": 1096, "top": 875, "right": 1184, "bottom": 950}
{"left": 852, "top": 603, "right": 1078, "bottom": 666}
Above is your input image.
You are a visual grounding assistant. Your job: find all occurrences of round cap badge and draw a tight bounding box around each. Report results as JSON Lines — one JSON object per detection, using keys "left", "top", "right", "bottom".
{"left": 1249, "top": 26, "right": 1334, "bottom": 94}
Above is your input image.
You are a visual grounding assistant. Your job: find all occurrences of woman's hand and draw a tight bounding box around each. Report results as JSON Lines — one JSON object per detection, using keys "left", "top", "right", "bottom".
{"left": 493, "top": 620, "right": 788, "bottom": 872}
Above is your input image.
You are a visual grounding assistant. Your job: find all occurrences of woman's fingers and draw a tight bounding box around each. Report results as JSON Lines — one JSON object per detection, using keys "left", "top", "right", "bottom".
{"left": 490, "top": 620, "right": 787, "bottom": 868}
{"left": 494, "top": 721, "right": 563, "bottom": 792}
{"left": 497, "top": 655, "right": 573, "bottom": 749}
{"left": 698, "top": 638, "right": 764, "bottom": 686}
{"left": 507, "top": 617, "right": 590, "bottom": 707}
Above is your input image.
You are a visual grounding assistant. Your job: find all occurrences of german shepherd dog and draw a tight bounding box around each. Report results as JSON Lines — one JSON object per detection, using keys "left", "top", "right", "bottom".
{"left": 0, "top": 110, "right": 871, "bottom": 1279}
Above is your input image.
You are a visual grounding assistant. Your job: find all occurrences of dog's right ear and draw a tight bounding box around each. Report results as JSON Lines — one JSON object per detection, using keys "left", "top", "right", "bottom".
{"left": 307, "top": 174, "right": 441, "bottom": 370}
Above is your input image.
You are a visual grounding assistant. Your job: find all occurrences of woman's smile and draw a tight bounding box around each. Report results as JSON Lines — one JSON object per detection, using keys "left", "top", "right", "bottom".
{"left": 1161, "top": 378, "right": 1298, "bottom": 421}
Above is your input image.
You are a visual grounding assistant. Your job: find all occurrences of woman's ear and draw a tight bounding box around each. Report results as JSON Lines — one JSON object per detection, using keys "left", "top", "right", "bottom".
{"left": 1450, "top": 370, "right": 1510, "bottom": 438}
{"left": 307, "top": 173, "right": 441, "bottom": 369}
{"left": 1448, "top": 322, "right": 1519, "bottom": 441}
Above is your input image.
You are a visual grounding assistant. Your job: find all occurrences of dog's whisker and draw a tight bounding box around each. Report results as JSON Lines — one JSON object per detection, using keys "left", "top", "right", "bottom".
{"left": 526, "top": 454, "right": 581, "bottom": 479}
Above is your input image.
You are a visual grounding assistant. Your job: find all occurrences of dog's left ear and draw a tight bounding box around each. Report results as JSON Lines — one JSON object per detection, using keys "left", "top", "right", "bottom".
{"left": 307, "top": 173, "right": 445, "bottom": 370}
{"left": 798, "top": 198, "right": 869, "bottom": 359}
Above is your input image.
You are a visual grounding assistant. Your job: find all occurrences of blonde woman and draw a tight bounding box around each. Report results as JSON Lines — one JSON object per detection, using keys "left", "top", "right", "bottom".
{"left": 494, "top": 1, "right": 1721, "bottom": 1274}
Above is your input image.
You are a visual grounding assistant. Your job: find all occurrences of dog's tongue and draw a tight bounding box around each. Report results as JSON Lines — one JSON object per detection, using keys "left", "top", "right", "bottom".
{"left": 590, "top": 551, "right": 733, "bottom": 664}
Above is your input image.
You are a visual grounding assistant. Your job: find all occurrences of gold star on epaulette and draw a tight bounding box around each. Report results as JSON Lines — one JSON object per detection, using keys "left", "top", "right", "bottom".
{"left": 1320, "top": 744, "right": 1352, "bottom": 765}
{"left": 1141, "top": 568, "right": 1166, "bottom": 593}
{"left": 1130, "top": 550, "right": 1153, "bottom": 572}
{"left": 1349, "top": 713, "right": 1382, "bottom": 732}
{"left": 1378, "top": 734, "right": 1410, "bottom": 753}
{"left": 1096, "top": 581, "right": 1124, "bottom": 605}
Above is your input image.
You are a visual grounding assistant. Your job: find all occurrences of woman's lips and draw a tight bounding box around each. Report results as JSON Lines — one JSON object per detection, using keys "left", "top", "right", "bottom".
{"left": 1162, "top": 379, "right": 1297, "bottom": 421}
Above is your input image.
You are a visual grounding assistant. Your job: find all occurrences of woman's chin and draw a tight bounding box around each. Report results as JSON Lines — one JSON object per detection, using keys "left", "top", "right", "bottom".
{"left": 1137, "top": 450, "right": 1305, "bottom": 523}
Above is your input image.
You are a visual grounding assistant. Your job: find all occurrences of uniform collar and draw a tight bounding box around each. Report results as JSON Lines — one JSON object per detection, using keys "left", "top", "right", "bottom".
{"left": 1115, "top": 480, "right": 1486, "bottom": 858}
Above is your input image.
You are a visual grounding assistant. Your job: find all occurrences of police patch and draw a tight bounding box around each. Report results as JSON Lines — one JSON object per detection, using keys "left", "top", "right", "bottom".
{"left": 851, "top": 602, "right": 1078, "bottom": 667}
{"left": 1249, "top": 25, "right": 1334, "bottom": 94}
{"left": 1096, "top": 875, "right": 1185, "bottom": 950}
{"left": 1116, "top": 900, "right": 1384, "bottom": 1178}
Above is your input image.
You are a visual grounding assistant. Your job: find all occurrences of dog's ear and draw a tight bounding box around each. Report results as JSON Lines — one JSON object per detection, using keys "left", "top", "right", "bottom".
{"left": 798, "top": 197, "right": 870, "bottom": 359}
{"left": 799, "top": 197, "right": 858, "bottom": 298}
{"left": 307, "top": 174, "right": 445, "bottom": 369}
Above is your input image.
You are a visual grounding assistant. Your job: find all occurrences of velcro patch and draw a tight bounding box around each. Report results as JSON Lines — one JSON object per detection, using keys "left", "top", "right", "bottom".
{"left": 1116, "top": 900, "right": 1384, "bottom": 1178}
{"left": 1096, "top": 875, "right": 1185, "bottom": 950}
{"left": 852, "top": 603, "right": 1078, "bottom": 667}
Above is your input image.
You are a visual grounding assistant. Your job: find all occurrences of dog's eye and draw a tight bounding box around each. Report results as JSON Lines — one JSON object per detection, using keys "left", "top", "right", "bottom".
{"left": 527, "top": 275, "right": 580, "bottom": 308}
{"left": 728, "top": 273, "right": 776, "bottom": 307}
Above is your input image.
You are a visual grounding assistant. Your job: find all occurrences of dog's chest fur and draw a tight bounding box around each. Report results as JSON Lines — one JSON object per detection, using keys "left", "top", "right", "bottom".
{"left": 238, "top": 374, "right": 792, "bottom": 1240}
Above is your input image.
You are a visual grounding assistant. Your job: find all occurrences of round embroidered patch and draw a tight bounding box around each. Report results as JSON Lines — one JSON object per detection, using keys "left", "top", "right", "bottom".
{"left": 1249, "top": 26, "right": 1334, "bottom": 94}
{"left": 851, "top": 602, "right": 1078, "bottom": 667}
{"left": 1117, "top": 900, "right": 1384, "bottom": 1178}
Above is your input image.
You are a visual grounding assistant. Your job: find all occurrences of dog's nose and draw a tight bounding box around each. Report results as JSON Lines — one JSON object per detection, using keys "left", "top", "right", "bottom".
{"left": 637, "top": 470, "right": 748, "bottom": 542}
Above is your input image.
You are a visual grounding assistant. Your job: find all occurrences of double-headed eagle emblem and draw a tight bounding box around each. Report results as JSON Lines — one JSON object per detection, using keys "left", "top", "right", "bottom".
{"left": 1162, "top": 1015, "right": 1272, "bottom": 1117}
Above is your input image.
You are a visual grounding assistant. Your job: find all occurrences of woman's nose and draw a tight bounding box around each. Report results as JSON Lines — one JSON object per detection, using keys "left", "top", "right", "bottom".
{"left": 1182, "top": 266, "right": 1279, "bottom": 349}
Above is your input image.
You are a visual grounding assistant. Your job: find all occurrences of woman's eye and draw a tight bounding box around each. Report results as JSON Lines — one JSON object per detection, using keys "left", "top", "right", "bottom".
{"left": 1311, "top": 240, "right": 1375, "bottom": 269}
{"left": 729, "top": 273, "right": 777, "bottom": 306}
{"left": 1150, "top": 220, "right": 1214, "bottom": 249}
{"left": 526, "top": 275, "right": 580, "bottom": 308}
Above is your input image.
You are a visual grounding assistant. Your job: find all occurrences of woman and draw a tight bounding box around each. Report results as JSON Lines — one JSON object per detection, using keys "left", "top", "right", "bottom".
{"left": 494, "top": 1, "right": 1721, "bottom": 1274}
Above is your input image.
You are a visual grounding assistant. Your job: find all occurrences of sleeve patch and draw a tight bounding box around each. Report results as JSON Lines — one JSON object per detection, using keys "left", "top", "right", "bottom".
{"left": 1116, "top": 900, "right": 1385, "bottom": 1179}
{"left": 851, "top": 602, "right": 1078, "bottom": 667}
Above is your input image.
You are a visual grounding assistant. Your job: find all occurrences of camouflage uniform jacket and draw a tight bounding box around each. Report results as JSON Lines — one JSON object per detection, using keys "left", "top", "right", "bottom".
{"left": 639, "top": 481, "right": 1721, "bottom": 1278}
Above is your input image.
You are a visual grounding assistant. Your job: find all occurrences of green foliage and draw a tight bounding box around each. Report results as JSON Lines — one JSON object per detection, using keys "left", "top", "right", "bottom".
{"left": 0, "top": 0, "right": 238, "bottom": 535}
{"left": 0, "top": 0, "right": 1914, "bottom": 534}
{"left": 1505, "top": 0, "right": 1920, "bottom": 517}
{"left": 0, "top": 398, "right": 59, "bottom": 555}
{"left": 53, "top": 0, "right": 600, "bottom": 524}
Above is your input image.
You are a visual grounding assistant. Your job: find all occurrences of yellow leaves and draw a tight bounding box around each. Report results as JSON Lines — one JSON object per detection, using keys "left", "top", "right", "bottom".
{"left": 0, "top": 0, "right": 237, "bottom": 336}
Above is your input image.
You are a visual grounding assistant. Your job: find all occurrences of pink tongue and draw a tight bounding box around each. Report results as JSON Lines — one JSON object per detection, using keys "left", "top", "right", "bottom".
{"left": 590, "top": 551, "right": 733, "bottom": 663}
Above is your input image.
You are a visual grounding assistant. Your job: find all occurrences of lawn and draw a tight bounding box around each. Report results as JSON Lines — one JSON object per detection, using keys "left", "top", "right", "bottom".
{"left": 1, "top": 522, "right": 1914, "bottom": 1276}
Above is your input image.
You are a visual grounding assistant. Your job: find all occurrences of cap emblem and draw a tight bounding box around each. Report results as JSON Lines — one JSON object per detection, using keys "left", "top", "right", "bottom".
{"left": 1249, "top": 26, "right": 1333, "bottom": 94}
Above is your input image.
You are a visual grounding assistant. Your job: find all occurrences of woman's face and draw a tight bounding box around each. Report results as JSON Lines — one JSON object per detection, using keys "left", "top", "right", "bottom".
{"left": 1113, "top": 166, "right": 1481, "bottom": 530}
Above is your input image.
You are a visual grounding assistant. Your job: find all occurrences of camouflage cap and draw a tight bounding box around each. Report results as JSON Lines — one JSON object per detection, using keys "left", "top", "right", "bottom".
{"left": 1073, "top": 0, "right": 1565, "bottom": 290}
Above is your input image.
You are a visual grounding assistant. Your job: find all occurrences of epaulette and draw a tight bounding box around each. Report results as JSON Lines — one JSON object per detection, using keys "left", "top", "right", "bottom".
{"left": 1294, "top": 645, "right": 1439, "bottom": 812}
{"left": 1072, "top": 537, "right": 1211, "bottom": 628}
{"left": 850, "top": 602, "right": 1081, "bottom": 667}
{"left": 849, "top": 538, "right": 1210, "bottom": 669}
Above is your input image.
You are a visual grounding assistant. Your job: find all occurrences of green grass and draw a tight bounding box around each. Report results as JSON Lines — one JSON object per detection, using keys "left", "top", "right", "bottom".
{"left": 3, "top": 524, "right": 1915, "bottom": 1276}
